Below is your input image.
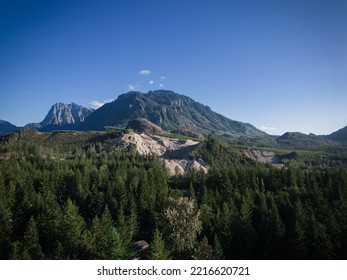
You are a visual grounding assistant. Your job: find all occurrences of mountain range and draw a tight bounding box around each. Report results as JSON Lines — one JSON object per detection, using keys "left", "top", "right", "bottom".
{"left": 1, "top": 90, "right": 346, "bottom": 147}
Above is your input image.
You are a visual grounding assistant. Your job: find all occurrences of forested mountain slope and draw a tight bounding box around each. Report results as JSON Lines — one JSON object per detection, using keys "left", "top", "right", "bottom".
{"left": 326, "top": 125, "right": 347, "bottom": 143}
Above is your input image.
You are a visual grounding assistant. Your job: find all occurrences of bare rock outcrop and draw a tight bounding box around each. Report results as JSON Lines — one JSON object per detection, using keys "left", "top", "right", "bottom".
{"left": 107, "top": 132, "right": 209, "bottom": 175}
{"left": 244, "top": 149, "right": 284, "bottom": 168}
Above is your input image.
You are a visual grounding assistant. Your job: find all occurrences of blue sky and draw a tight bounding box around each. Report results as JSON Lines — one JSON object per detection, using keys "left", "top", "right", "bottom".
{"left": 0, "top": 0, "right": 346, "bottom": 135}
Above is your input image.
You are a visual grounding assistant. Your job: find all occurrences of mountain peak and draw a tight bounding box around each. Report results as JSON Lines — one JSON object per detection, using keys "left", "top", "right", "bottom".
{"left": 81, "top": 90, "right": 266, "bottom": 139}
{"left": 41, "top": 102, "right": 93, "bottom": 127}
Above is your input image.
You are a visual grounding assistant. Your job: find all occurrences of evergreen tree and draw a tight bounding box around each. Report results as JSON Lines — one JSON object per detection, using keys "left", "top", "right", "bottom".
{"left": 306, "top": 209, "right": 334, "bottom": 259}
{"left": 22, "top": 216, "right": 44, "bottom": 259}
{"left": 288, "top": 200, "right": 309, "bottom": 259}
{"left": 37, "top": 190, "right": 62, "bottom": 257}
{"left": 116, "top": 207, "right": 137, "bottom": 259}
{"left": 263, "top": 195, "right": 285, "bottom": 258}
{"left": 0, "top": 203, "right": 13, "bottom": 259}
{"left": 231, "top": 193, "right": 256, "bottom": 259}
{"left": 60, "top": 199, "right": 87, "bottom": 259}
{"left": 88, "top": 207, "right": 117, "bottom": 259}
{"left": 213, "top": 234, "right": 224, "bottom": 259}
{"left": 215, "top": 201, "right": 236, "bottom": 258}
{"left": 9, "top": 241, "right": 23, "bottom": 260}
{"left": 148, "top": 228, "right": 171, "bottom": 260}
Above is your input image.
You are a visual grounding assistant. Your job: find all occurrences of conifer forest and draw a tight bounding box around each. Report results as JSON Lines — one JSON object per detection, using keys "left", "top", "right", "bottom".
{"left": 0, "top": 129, "right": 346, "bottom": 260}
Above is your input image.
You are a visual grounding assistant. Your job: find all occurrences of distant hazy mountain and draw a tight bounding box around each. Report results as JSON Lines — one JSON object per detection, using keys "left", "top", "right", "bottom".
{"left": 26, "top": 102, "right": 94, "bottom": 132}
{"left": 0, "top": 120, "right": 19, "bottom": 135}
{"left": 81, "top": 90, "right": 266, "bottom": 138}
{"left": 326, "top": 125, "right": 347, "bottom": 143}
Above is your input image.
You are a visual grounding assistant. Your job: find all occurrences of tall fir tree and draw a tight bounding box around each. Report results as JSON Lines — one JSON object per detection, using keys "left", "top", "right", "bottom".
{"left": 60, "top": 199, "right": 87, "bottom": 259}
{"left": 148, "top": 228, "right": 171, "bottom": 260}
{"left": 88, "top": 207, "right": 117, "bottom": 259}
{"left": 22, "top": 216, "right": 44, "bottom": 259}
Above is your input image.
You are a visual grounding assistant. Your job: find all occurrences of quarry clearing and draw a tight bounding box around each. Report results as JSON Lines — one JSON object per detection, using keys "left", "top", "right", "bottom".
{"left": 107, "top": 132, "right": 209, "bottom": 175}
{"left": 244, "top": 149, "right": 284, "bottom": 168}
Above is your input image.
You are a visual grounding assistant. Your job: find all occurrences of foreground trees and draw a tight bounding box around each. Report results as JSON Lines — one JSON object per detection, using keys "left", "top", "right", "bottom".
{"left": 0, "top": 138, "right": 346, "bottom": 259}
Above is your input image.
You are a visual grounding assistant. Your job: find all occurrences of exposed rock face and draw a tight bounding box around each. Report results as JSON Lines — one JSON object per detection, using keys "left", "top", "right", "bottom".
{"left": 26, "top": 102, "right": 94, "bottom": 132}
{"left": 41, "top": 102, "right": 93, "bottom": 126}
{"left": 107, "top": 132, "right": 209, "bottom": 175}
{"left": 244, "top": 149, "right": 284, "bottom": 168}
{"left": 127, "top": 118, "right": 163, "bottom": 134}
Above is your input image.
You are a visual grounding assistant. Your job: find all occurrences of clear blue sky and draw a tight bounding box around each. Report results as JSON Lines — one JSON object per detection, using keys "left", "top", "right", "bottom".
{"left": 1, "top": 0, "right": 346, "bottom": 135}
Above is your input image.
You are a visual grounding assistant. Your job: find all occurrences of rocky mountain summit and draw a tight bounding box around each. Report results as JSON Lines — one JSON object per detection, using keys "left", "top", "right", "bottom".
{"left": 26, "top": 102, "right": 94, "bottom": 132}
{"left": 41, "top": 102, "right": 92, "bottom": 126}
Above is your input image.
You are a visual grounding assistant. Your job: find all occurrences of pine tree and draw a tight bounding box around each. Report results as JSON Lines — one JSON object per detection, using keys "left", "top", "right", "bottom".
{"left": 88, "top": 208, "right": 117, "bottom": 259}
{"left": 288, "top": 200, "right": 309, "bottom": 259}
{"left": 231, "top": 193, "right": 256, "bottom": 259}
{"left": 113, "top": 230, "right": 129, "bottom": 259}
{"left": 60, "top": 199, "right": 87, "bottom": 259}
{"left": 188, "top": 182, "right": 197, "bottom": 206}
{"left": 213, "top": 234, "right": 224, "bottom": 259}
{"left": 306, "top": 209, "right": 334, "bottom": 259}
{"left": 37, "top": 190, "right": 62, "bottom": 257}
{"left": 9, "top": 241, "right": 23, "bottom": 260}
{"left": 215, "top": 201, "right": 236, "bottom": 258}
{"left": 148, "top": 228, "right": 171, "bottom": 260}
{"left": 0, "top": 203, "right": 13, "bottom": 259}
{"left": 116, "top": 207, "right": 137, "bottom": 259}
{"left": 264, "top": 195, "right": 285, "bottom": 259}
{"left": 22, "top": 216, "right": 44, "bottom": 259}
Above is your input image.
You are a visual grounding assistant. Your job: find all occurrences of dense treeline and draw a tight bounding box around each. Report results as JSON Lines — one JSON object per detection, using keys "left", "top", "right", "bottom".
{"left": 0, "top": 135, "right": 346, "bottom": 260}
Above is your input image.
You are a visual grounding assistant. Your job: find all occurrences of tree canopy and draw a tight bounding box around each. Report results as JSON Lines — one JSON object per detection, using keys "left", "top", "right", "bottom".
{"left": 0, "top": 131, "right": 346, "bottom": 259}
